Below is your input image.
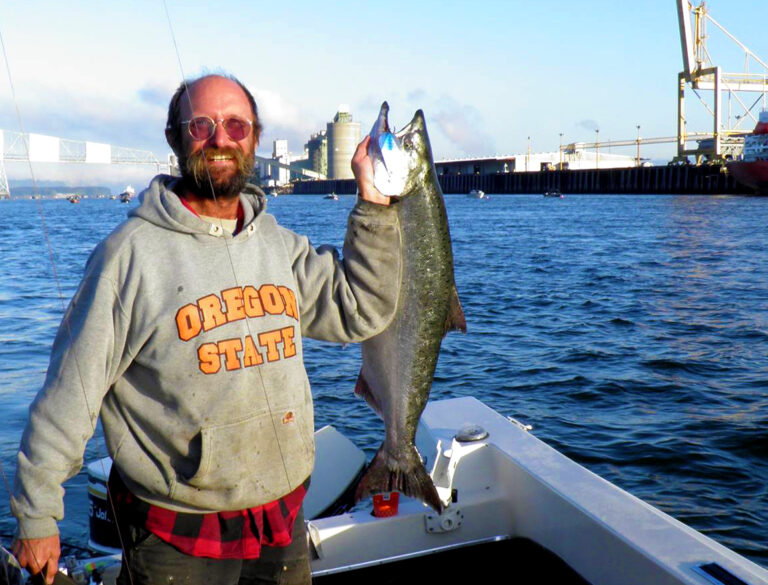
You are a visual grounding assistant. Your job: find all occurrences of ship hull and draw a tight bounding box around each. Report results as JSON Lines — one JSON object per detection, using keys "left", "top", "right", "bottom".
{"left": 727, "top": 160, "right": 768, "bottom": 194}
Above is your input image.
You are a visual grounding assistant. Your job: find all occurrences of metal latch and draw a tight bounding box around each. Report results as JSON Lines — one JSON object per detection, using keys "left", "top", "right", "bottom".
{"left": 425, "top": 507, "right": 464, "bottom": 533}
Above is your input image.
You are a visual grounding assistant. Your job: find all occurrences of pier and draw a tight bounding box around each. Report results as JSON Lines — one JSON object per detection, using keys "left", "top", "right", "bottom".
{"left": 290, "top": 165, "right": 747, "bottom": 196}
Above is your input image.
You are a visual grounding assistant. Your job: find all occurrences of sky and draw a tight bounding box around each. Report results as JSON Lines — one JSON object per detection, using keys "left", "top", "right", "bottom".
{"left": 1, "top": 0, "right": 767, "bottom": 191}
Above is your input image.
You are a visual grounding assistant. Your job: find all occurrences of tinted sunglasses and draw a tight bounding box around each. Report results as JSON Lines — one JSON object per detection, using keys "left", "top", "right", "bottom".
{"left": 181, "top": 116, "right": 254, "bottom": 141}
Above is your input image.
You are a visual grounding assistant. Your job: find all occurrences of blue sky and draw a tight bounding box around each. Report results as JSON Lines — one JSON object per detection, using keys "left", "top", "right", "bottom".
{"left": 1, "top": 0, "right": 767, "bottom": 189}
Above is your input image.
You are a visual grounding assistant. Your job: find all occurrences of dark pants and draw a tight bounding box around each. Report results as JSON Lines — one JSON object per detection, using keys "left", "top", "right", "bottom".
{"left": 115, "top": 509, "right": 311, "bottom": 585}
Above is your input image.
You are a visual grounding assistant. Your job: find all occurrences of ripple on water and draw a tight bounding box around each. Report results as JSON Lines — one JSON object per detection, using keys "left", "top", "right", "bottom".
{"left": 0, "top": 196, "right": 767, "bottom": 567}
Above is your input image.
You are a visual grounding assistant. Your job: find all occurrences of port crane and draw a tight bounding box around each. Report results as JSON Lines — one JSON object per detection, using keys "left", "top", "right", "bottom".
{"left": 676, "top": 0, "right": 768, "bottom": 162}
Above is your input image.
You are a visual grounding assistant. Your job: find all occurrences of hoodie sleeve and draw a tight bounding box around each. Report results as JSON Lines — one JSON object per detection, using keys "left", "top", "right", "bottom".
{"left": 282, "top": 199, "right": 401, "bottom": 343}
{"left": 11, "top": 267, "right": 130, "bottom": 539}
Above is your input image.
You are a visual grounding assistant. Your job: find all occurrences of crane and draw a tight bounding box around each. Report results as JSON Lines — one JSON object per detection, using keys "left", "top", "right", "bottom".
{"left": 676, "top": 0, "right": 768, "bottom": 162}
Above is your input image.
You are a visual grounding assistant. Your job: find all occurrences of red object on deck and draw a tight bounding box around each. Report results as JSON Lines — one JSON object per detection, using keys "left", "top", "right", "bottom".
{"left": 372, "top": 492, "right": 400, "bottom": 517}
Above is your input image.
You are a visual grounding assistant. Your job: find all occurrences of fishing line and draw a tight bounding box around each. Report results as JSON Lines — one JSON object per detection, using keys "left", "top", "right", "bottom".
{"left": 161, "top": 0, "right": 296, "bottom": 493}
{"left": 0, "top": 16, "right": 134, "bottom": 584}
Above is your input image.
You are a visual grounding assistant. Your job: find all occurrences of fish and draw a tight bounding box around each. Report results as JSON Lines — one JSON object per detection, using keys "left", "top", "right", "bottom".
{"left": 354, "top": 103, "right": 466, "bottom": 513}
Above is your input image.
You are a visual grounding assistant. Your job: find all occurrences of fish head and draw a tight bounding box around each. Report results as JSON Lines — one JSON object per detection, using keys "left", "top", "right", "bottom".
{"left": 368, "top": 102, "right": 409, "bottom": 197}
{"left": 395, "top": 109, "right": 436, "bottom": 196}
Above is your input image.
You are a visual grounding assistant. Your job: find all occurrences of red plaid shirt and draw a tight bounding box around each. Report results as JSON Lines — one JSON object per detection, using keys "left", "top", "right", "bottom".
{"left": 109, "top": 469, "right": 309, "bottom": 559}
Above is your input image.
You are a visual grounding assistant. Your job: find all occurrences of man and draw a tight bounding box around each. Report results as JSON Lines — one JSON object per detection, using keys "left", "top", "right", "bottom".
{"left": 11, "top": 74, "right": 399, "bottom": 585}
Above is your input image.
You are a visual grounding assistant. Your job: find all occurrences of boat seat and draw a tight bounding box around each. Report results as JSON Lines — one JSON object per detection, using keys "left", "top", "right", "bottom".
{"left": 304, "top": 425, "right": 367, "bottom": 519}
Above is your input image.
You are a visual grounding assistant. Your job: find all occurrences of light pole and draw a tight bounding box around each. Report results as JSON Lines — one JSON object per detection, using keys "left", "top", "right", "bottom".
{"left": 636, "top": 125, "right": 641, "bottom": 167}
{"left": 527, "top": 136, "right": 531, "bottom": 172}
{"left": 559, "top": 132, "right": 563, "bottom": 168}
{"left": 595, "top": 129, "right": 600, "bottom": 169}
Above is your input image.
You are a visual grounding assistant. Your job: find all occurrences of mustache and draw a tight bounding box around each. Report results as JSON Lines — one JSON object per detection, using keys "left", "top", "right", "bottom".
{"left": 185, "top": 147, "right": 252, "bottom": 187}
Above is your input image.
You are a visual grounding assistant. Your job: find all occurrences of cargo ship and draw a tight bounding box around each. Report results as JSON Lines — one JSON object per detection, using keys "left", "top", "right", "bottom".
{"left": 727, "top": 111, "right": 768, "bottom": 194}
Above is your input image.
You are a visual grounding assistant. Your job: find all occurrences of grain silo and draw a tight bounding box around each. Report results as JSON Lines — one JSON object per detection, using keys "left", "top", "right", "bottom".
{"left": 326, "top": 105, "right": 360, "bottom": 180}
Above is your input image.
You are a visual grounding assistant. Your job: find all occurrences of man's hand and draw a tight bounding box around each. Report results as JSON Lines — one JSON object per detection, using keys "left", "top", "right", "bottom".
{"left": 13, "top": 535, "right": 60, "bottom": 585}
{"left": 351, "top": 136, "right": 390, "bottom": 206}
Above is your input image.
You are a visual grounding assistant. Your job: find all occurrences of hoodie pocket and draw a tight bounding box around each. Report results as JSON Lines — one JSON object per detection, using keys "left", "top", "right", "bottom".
{"left": 184, "top": 401, "right": 313, "bottom": 492}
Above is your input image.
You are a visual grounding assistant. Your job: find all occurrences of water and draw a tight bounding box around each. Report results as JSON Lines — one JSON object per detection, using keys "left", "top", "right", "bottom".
{"left": 0, "top": 194, "right": 766, "bottom": 567}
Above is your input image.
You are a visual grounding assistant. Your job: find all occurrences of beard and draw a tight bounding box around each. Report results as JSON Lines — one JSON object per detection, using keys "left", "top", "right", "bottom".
{"left": 180, "top": 146, "right": 255, "bottom": 200}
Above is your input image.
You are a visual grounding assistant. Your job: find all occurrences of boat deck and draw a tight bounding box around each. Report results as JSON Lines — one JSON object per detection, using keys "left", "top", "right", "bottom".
{"left": 314, "top": 538, "right": 590, "bottom": 584}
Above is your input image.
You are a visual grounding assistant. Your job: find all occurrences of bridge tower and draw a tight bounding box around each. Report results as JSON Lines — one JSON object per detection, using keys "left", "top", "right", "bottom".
{"left": 0, "top": 130, "right": 9, "bottom": 199}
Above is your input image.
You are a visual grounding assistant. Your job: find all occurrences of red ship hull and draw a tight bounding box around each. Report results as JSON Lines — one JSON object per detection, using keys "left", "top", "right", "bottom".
{"left": 727, "top": 160, "right": 768, "bottom": 194}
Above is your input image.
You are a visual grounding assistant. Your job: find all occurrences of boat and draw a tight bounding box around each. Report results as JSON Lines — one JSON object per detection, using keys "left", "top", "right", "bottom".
{"left": 118, "top": 186, "right": 135, "bottom": 203}
{"left": 67, "top": 194, "right": 81, "bottom": 204}
{"left": 70, "top": 397, "right": 766, "bottom": 585}
{"left": 324, "top": 193, "right": 339, "bottom": 200}
{"left": 467, "top": 189, "right": 486, "bottom": 199}
{"left": 727, "top": 111, "right": 768, "bottom": 194}
{"left": 544, "top": 189, "right": 564, "bottom": 198}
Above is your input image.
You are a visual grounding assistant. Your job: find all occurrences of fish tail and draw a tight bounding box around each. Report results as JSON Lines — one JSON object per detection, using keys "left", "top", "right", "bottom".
{"left": 354, "top": 444, "right": 444, "bottom": 513}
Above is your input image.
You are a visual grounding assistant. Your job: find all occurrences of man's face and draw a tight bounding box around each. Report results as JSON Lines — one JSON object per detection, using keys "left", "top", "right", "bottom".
{"left": 177, "top": 76, "right": 258, "bottom": 199}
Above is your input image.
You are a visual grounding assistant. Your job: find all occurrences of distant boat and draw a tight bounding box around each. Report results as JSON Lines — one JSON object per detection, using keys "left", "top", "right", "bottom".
{"left": 324, "top": 193, "right": 339, "bottom": 200}
{"left": 119, "top": 185, "right": 135, "bottom": 203}
{"left": 544, "top": 189, "right": 564, "bottom": 198}
{"left": 468, "top": 189, "right": 486, "bottom": 199}
{"left": 67, "top": 194, "right": 81, "bottom": 204}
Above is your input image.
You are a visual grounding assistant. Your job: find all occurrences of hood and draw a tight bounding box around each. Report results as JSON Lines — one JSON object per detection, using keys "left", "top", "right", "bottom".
{"left": 129, "top": 175, "right": 267, "bottom": 238}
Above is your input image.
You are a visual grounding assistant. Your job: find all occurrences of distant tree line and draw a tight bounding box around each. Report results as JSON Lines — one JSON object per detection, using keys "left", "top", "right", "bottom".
{"left": 11, "top": 185, "right": 112, "bottom": 197}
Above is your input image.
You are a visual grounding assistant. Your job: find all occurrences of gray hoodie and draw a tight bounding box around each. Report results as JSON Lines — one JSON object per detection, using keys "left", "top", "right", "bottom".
{"left": 12, "top": 175, "right": 401, "bottom": 539}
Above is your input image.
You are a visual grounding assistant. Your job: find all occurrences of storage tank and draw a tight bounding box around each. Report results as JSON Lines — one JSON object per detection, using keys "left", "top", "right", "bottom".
{"left": 327, "top": 105, "right": 360, "bottom": 180}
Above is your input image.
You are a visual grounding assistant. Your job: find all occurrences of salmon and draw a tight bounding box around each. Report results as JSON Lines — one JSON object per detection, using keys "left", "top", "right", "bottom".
{"left": 354, "top": 103, "right": 466, "bottom": 512}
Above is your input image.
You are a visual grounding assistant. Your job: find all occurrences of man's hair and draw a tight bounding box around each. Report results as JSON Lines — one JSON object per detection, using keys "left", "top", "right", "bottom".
{"left": 165, "top": 74, "right": 264, "bottom": 152}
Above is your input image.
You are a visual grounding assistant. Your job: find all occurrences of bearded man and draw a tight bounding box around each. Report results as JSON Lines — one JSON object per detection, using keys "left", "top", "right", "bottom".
{"left": 12, "top": 74, "right": 399, "bottom": 585}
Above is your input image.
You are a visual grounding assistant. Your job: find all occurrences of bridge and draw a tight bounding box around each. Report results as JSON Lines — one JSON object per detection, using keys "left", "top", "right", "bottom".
{"left": 0, "top": 130, "right": 326, "bottom": 198}
{"left": 0, "top": 129, "right": 168, "bottom": 198}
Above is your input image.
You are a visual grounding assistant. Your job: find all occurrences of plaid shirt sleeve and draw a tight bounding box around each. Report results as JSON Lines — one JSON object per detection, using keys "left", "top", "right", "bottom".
{"left": 108, "top": 468, "right": 309, "bottom": 559}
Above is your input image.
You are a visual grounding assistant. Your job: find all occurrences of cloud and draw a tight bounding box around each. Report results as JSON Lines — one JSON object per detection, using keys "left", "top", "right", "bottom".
{"left": 137, "top": 83, "right": 174, "bottom": 108}
{"left": 577, "top": 119, "right": 600, "bottom": 132}
{"left": 431, "top": 99, "right": 496, "bottom": 157}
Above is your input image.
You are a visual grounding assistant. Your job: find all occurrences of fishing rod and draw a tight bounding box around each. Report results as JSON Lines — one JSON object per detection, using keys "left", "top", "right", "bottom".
{"left": 0, "top": 2, "right": 298, "bottom": 583}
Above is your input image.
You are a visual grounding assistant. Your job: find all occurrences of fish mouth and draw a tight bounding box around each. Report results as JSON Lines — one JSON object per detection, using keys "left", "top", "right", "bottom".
{"left": 369, "top": 101, "right": 409, "bottom": 196}
{"left": 374, "top": 101, "right": 392, "bottom": 134}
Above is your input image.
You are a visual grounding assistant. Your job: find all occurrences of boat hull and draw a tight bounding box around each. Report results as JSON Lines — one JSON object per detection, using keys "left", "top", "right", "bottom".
{"left": 727, "top": 160, "right": 768, "bottom": 193}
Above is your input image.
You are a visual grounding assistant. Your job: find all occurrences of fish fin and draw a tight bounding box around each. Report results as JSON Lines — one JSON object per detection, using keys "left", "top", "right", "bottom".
{"left": 444, "top": 284, "right": 467, "bottom": 334}
{"left": 354, "top": 444, "right": 444, "bottom": 513}
{"left": 354, "top": 371, "right": 384, "bottom": 418}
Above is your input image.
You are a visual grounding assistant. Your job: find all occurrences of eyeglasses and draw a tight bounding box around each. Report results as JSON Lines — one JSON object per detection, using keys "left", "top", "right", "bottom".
{"left": 180, "top": 116, "right": 254, "bottom": 141}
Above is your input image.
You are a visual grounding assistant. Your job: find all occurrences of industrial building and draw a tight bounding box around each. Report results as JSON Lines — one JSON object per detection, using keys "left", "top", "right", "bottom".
{"left": 306, "top": 131, "right": 327, "bottom": 177}
{"left": 326, "top": 105, "right": 360, "bottom": 180}
{"left": 435, "top": 143, "right": 637, "bottom": 177}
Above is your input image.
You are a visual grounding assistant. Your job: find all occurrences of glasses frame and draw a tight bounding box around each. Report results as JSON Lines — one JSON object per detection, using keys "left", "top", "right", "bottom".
{"left": 180, "top": 116, "right": 254, "bottom": 141}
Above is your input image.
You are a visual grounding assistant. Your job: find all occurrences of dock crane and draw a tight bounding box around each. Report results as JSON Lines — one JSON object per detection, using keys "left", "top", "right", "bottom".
{"left": 676, "top": 0, "right": 768, "bottom": 162}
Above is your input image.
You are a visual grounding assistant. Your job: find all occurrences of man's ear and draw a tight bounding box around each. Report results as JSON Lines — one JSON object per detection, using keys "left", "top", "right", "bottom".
{"left": 166, "top": 128, "right": 179, "bottom": 155}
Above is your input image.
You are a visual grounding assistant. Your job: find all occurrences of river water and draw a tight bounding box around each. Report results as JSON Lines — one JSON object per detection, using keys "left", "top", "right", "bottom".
{"left": 0, "top": 193, "right": 766, "bottom": 567}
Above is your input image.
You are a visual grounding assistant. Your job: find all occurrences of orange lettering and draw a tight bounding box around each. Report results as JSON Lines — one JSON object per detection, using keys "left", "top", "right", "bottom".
{"left": 243, "top": 335, "right": 264, "bottom": 367}
{"left": 243, "top": 286, "right": 265, "bottom": 317}
{"left": 278, "top": 286, "right": 298, "bottom": 320}
{"left": 198, "top": 343, "right": 220, "bottom": 374}
{"left": 176, "top": 304, "right": 202, "bottom": 341}
{"left": 260, "top": 284, "right": 285, "bottom": 315}
{"left": 198, "top": 294, "right": 227, "bottom": 331}
{"left": 258, "top": 329, "right": 283, "bottom": 362}
{"left": 281, "top": 326, "right": 296, "bottom": 358}
{"left": 218, "top": 338, "right": 243, "bottom": 371}
{"left": 221, "top": 287, "right": 246, "bottom": 323}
